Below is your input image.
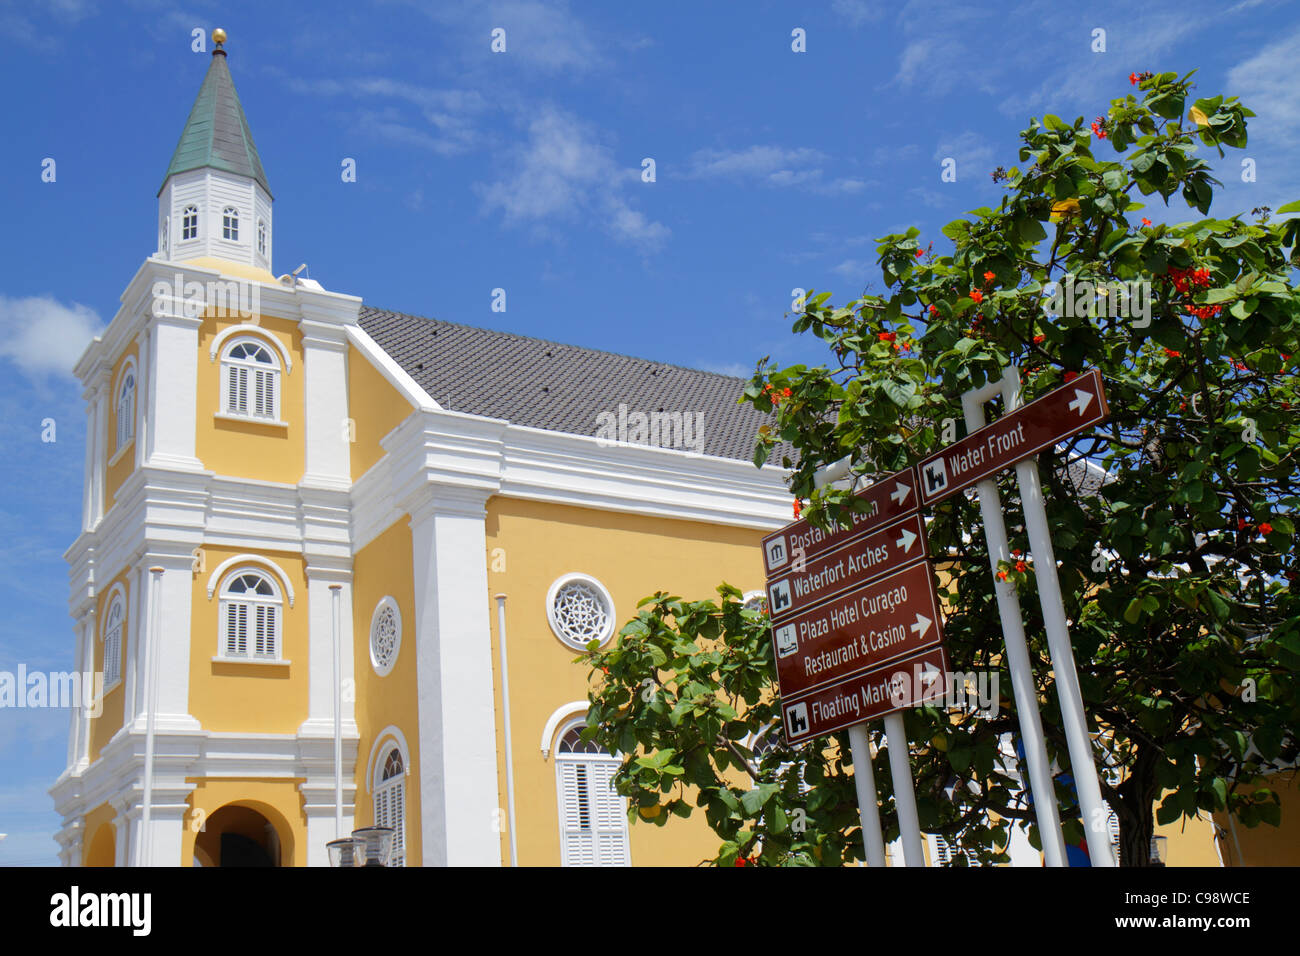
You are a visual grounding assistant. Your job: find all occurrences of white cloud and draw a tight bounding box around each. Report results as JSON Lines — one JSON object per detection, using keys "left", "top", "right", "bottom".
{"left": 287, "top": 77, "right": 486, "bottom": 156}
{"left": 0, "top": 296, "right": 102, "bottom": 381}
{"left": 412, "top": 0, "right": 608, "bottom": 73}
{"left": 831, "top": 259, "right": 871, "bottom": 279}
{"left": 479, "top": 106, "right": 668, "bottom": 249}
{"left": 832, "top": 0, "right": 883, "bottom": 28}
{"left": 688, "top": 146, "right": 826, "bottom": 180}
{"left": 687, "top": 146, "right": 867, "bottom": 196}
{"left": 1227, "top": 26, "right": 1300, "bottom": 151}
{"left": 934, "top": 130, "right": 996, "bottom": 177}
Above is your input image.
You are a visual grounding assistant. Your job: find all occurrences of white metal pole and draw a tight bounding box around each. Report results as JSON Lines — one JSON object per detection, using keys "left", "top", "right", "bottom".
{"left": 883, "top": 712, "right": 926, "bottom": 866}
{"left": 495, "top": 594, "right": 519, "bottom": 867}
{"left": 964, "top": 373, "right": 1069, "bottom": 866}
{"left": 1006, "top": 380, "right": 1113, "bottom": 867}
{"left": 141, "top": 566, "right": 164, "bottom": 866}
{"left": 329, "top": 584, "right": 342, "bottom": 840}
{"left": 847, "top": 723, "right": 886, "bottom": 866}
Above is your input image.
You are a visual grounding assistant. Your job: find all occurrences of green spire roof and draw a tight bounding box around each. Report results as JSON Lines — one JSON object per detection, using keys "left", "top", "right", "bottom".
{"left": 159, "top": 45, "right": 271, "bottom": 197}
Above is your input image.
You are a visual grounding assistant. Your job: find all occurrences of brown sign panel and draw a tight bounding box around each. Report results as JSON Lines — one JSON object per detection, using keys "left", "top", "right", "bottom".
{"left": 771, "top": 559, "right": 945, "bottom": 699}
{"left": 916, "top": 368, "right": 1110, "bottom": 507}
{"left": 761, "top": 465, "right": 919, "bottom": 576}
{"left": 781, "top": 645, "right": 950, "bottom": 746}
{"left": 767, "top": 513, "right": 927, "bottom": 623}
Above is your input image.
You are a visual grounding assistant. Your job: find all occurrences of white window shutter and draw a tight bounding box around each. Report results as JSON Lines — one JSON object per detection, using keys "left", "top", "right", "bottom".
{"left": 558, "top": 760, "right": 597, "bottom": 867}
{"left": 592, "top": 761, "right": 630, "bottom": 866}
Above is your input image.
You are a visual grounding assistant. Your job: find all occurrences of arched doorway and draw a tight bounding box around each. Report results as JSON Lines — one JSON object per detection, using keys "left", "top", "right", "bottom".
{"left": 195, "top": 804, "right": 287, "bottom": 867}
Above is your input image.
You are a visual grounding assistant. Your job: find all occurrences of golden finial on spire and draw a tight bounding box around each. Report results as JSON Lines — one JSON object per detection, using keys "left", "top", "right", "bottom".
{"left": 212, "top": 28, "right": 227, "bottom": 45}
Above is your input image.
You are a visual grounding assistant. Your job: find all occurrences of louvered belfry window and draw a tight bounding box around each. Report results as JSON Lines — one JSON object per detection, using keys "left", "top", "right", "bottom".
{"left": 219, "top": 570, "right": 280, "bottom": 660}
{"left": 221, "top": 338, "right": 279, "bottom": 421}
{"left": 554, "top": 723, "right": 629, "bottom": 867}
{"left": 374, "top": 748, "right": 406, "bottom": 866}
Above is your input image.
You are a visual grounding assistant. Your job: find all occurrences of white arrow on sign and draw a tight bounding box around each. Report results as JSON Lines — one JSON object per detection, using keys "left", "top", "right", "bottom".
{"left": 896, "top": 528, "right": 918, "bottom": 553}
{"left": 890, "top": 482, "right": 912, "bottom": 506}
{"left": 910, "top": 614, "right": 932, "bottom": 639}
{"left": 1068, "top": 389, "right": 1094, "bottom": 416}
{"left": 919, "top": 661, "right": 943, "bottom": 689}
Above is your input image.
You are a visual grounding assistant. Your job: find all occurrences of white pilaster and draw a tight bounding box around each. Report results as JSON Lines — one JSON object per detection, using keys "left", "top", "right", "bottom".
{"left": 145, "top": 304, "right": 203, "bottom": 470}
{"left": 124, "top": 563, "right": 145, "bottom": 727}
{"left": 299, "top": 317, "right": 352, "bottom": 490}
{"left": 129, "top": 553, "right": 201, "bottom": 733}
{"left": 408, "top": 487, "right": 502, "bottom": 866}
{"left": 135, "top": 326, "right": 149, "bottom": 470}
{"left": 81, "top": 381, "right": 100, "bottom": 532}
{"left": 298, "top": 565, "right": 358, "bottom": 737}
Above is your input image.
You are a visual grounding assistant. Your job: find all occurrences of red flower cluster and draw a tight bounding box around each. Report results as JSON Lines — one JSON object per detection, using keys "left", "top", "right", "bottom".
{"left": 1233, "top": 361, "right": 1248, "bottom": 371}
{"left": 983, "top": 270, "right": 996, "bottom": 285}
{"left": 793, "top": 499, "right": 802, "bottom": 519}
{"left": 1129, "top": 72, "right": 1139, "bottom": 85}
{"left": 1185, "top": 304, "right": 1223, "bottom": 321}
{"left": 1260, "top": 522, "right": 1274, "bottom": 535}
{"left": 970, "top": 289, "right": 984, "bottom": 304}
{"left": 763, "top": 384, "right": 793, "bottom": 405}
{"left": 1166, "top": 266, "right": 1212, "bottom": 294}
{"left": 1015, "top": 560, "right": 1028, "bottom": 573}
{"left": 928, "top": 304, "right": 940, "bottom": 317}
{"left": 1164, "top": 349, "right": 1181, "bottom": 358}
{"left": 1141, "top": 218, "right": 1152, "bottom": 227}
{"left": 1033, "top": 334, "right": 1046, "bottom": 344}
{"left": 1091, "top": 117, "right": 1107, "bottom": 139}
{"left": 879, "top": 332, "right": 897, "bottom": 343}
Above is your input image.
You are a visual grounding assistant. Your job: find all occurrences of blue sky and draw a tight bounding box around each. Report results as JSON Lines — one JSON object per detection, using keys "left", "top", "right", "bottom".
{"left": 1, "top": 0, "right": 1297, "bottom": 865}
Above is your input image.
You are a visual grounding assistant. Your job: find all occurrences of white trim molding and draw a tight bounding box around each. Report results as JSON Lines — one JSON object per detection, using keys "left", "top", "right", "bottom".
{"left": 365, "top": 725, "right": 412, "bottom": 795}
{"left": 208, "top": 323, "right": 292, "bottom": 371}
{"left": 205, "top": 554, "right": 296, "bottom": 607}
{"left": 540, "top": 701, "right": 589, "bottom": 759}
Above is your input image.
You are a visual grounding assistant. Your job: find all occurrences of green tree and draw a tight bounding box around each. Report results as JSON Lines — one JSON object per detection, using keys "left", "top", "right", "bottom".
{"left": 583, "top": 70, "right": 1300, "bottom": 866}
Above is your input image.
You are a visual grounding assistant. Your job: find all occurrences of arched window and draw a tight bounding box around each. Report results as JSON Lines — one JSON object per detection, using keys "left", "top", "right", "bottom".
{"left": 220, "top": 337, "right": 280, "bottom": 421}
{"left": 102, "top": 592, "right": 124, "bottom": 689}
{"left": 218, "top": 569, "right": 282, "bottom": 660}
{"left": 373, "top": 746, "right": 406, "bottom": 867}
{"left": 181, "top": 204, "right": 198, "bottom": 241}
{"left": 222, "top": 206, "right": 239, "bottom": 241}
{"left": 554, "top": 720, "right": 629, "bottom": 867}
{"left": 115, "top": 361, "right": 136, "bottom": 452}
{"left": 257, "top": 219, "right": 267, "bottom": 257}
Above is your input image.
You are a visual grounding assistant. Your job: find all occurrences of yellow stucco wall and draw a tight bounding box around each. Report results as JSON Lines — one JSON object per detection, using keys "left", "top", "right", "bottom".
{"left": 187, "top": 545, "right": 308, "bottom": 734}
{"left": 82, "top": 801, "right": 118, "bottom": 866}
{"left": 350, "top": 517, "right": 421, "bottom": 865}
{"left": 195, "top": 312, "right": 304, "bottom": 483}
{"left": 104, "top": 345, "right": 139, "bottom": 512}
{"left": 182, "top": 778, "right": 307, "bottom": 867}
{"left": 347, "top": 343, "right": 414, "bottom": 479}
{"left": 1213, "top": 770, "right": 1300, "bottom": 865}
{"left": 484, "top": 495, "right": 769, "bottom": 866}
{"left": 87, "top": 568, "right": 131, "bottom": 763}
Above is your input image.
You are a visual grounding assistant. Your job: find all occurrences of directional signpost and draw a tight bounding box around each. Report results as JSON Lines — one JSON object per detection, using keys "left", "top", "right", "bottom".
{"left": 765, "top": 367, "right": 1115, "bottom": 868}
{"left": 917, "top": 368, "right": 1109, "bottom": 507}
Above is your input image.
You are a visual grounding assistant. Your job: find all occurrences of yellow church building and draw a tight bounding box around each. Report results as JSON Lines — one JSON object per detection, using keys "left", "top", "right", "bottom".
{"left": 48, "top": 32, "right": 1256, "bottom": 868}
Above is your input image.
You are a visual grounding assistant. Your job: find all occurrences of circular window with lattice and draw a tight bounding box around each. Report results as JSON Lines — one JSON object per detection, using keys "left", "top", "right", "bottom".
{"left": 369, "top": 596, "right": 402, "bottom": 676}
{"left": 546, "top": 574, "right": 616, "bottom": 650}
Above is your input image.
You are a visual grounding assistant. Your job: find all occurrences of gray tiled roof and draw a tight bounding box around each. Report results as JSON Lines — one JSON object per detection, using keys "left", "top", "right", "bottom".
{"left": 357, "top": 306, "right": 779, "bottom": 462}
